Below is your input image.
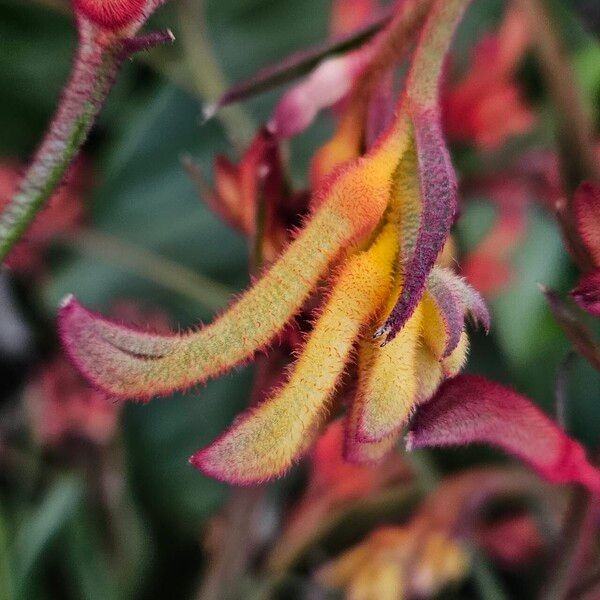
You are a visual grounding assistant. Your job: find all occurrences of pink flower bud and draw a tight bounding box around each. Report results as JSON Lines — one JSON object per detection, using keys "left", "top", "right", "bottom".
{"left": 73, "top": 0, "right": 146, "bottom": 30}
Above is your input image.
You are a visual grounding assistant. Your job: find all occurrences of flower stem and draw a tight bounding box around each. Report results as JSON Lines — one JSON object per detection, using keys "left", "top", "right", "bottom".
{"left": 515, "top": 0, "right": 600, "bottom": 271}
{"left": 0, "top": 19, "right": 173, "bottom": 264}
{"left": 539, "top": 487, "right": 600, "bottom": 600}
{"left": 195, "top": 486, "right": 265, "bottom": 600}
{"left": 0, "top": 25, "right": 122, "bottom": 263}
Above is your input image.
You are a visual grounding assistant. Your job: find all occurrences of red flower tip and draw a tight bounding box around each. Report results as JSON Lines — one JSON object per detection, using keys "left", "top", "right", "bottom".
{"left": 73, "top": 0, "right": 146, "bottom": 30}
{"left": 408, "top": 374, "right": 600, "bottom": 492}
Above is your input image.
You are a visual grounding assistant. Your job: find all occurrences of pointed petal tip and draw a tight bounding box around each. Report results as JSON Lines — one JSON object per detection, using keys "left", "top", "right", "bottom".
{"left": 57, "top": 297, "right": 119, "bottom": 399}
{"left": 60, "top": 293, "right": 76, "bottom": 309}
{"left": 190, "top": 445, "right": 287, "bottom": 486}
{"left": 201, "top": 102, "right": 218, "bottom": 123}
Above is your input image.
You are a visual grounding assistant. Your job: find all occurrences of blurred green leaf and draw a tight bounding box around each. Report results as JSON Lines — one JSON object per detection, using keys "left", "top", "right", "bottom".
{"left": 0, "top": 505, "right": 14, "bottom": 600}
{"left": 64, "top": 508, "right": 119, "bottom": 600}
{"left": 125, "top": 369, "right": 253, "bottom": 533}
{"left": 489, "top": 208, "right": 569, "bottom": 368}
{"left": 14, "top": 476, "right": 84, "bottom": 598}
{"left": 44, "top": 85, "right": 248, "bottom": 322}
{"left": 0, "top": 1, "right": 74, "bottom": 156}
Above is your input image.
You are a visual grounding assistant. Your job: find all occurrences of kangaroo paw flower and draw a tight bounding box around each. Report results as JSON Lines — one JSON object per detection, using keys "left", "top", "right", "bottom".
{"left": 59, "top": 126, "right": 408, "bottom": 399}
{"left": 191, "top": 224, "right": 398, "bottom": 484}
{"left": 60, "top": 0, "right": 485, "bottom": 484}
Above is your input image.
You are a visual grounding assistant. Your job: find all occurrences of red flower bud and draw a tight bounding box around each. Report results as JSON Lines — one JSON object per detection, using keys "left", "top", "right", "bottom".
{"left": 73, "top": 0, "right": 146, "bottom": 30}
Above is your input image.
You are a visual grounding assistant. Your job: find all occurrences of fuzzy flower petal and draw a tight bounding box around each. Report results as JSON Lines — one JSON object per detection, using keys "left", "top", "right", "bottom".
{"left": 59, "top": 124, "right": 409, "bottom": 400}
{"left": 421, "top": 267, "right": 489, "bottom": 359}
{"left": 408, "top": 374, "right": 600, "bottom": 491}
{"left": 375, "top": 0, "right": 470, "bottom": 343}
{"left": 354, "top": 302, "right": 423, "bottom": 443}
{"left": 191, "top": 224, "right": 398, "bottom": 484}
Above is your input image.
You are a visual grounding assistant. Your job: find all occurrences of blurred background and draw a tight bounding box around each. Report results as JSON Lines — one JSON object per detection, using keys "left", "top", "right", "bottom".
{"left": 1, "top": 0, "right": 600, "bottom": 598}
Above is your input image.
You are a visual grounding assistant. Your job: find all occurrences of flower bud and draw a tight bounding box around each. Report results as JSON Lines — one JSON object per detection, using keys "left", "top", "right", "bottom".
{"left": 73, "top": 0, "right": 146, "bottom": 30}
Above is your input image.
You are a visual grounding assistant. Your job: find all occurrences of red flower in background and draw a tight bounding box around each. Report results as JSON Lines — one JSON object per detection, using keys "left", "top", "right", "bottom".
{"left": 444, "top": 7, "right": 535, "bottom": 151}
{"left": 26, "top": 355, "right": 118, "bottom": 446}
{"left": 477, "top": 514, "right": 544, "bottom": 568}
{"left": 0, "top": 160, "right": 86, "bottom": 275}
{"left": 330, "top": 0, "right": 380, "bottom": 37}
{"left": 461, "top": 176, "right": 529, "bottom": 298}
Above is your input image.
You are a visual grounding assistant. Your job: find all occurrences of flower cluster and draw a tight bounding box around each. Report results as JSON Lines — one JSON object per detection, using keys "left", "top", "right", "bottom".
{"left": 58, "top": 0, "right": 600, "bottom": 491}
{"left": 61, "top": 0, "right": 490, "bottom": 485}
{"left": 271, "top": 422, "right": 555, "bottom": 599}
{"left": 443, "top": 6, "right": 535, "bottom": 151}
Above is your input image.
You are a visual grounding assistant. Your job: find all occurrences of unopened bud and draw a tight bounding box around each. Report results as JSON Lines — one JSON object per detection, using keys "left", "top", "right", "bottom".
{"left": 73, "top": 0, "right": 146, "bottom": 30}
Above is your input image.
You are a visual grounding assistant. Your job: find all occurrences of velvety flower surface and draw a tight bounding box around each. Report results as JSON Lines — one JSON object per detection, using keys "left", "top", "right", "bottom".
{"left": 408, "top": 374, "right": 600, "bottom": 491}
{"left": 61, "top": 0, "right": 484, "bottom": 484}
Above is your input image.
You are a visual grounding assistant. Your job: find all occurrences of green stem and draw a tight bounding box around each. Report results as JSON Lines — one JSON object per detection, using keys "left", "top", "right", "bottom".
{"left": 59, "top": 228, "right": 232, "bottom": 311}
{"left": 0, "top": 16, "right": 173, "bottom": 264}
{"left": 0, "top": 27, "right": 122, "bottom": 263}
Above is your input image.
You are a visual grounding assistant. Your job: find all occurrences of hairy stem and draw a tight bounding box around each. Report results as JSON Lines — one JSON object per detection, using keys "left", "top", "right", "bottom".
{"left": 0, "top": 19, "right": 172, "bottom": 263}
{"left": 0, "top": 25, "right": 121, "bottom": 262}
